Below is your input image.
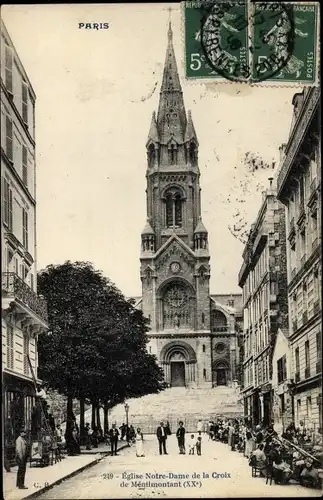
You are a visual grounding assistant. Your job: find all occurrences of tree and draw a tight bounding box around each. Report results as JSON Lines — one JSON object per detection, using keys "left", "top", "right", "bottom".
{"left": 37, "top": 261, "right": 164, "bottom": 431}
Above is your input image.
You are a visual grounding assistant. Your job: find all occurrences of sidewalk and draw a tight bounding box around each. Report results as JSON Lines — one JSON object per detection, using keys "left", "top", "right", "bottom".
{"left": 3, "top": 442, "right": 129, "bottom": 500}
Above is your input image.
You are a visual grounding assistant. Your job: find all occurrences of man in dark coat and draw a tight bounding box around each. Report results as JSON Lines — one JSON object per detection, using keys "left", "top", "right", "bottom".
{"left": 109, "top": 423, "right": 119, "bottom": 456}
{"left": 15, "top": 429, "right": 28, "bottom": 489}
{"left": 156, "top": 422, "right": 168, "bottom": 455}
{"left": 176, "top": 421, "right": 186, "bottom": 454}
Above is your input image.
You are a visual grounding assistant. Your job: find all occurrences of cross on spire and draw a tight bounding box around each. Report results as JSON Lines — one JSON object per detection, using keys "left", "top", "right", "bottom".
{"left": 168, "top": 6, "right": 173, "bottom": 39}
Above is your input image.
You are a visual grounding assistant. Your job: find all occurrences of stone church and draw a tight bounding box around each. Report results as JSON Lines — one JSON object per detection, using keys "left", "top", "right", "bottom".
{"left": 133, "top": 23, "right": 243, "bottom": 389}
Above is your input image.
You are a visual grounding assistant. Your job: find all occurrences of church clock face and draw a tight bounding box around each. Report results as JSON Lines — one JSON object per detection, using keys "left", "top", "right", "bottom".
{"left": 170, "top": 261, "right": 181, "bottom": 274}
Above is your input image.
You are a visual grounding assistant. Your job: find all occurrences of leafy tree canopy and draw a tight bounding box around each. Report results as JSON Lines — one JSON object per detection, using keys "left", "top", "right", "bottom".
{"left": 37, "top": 261, "right": 164, "bottom": 405}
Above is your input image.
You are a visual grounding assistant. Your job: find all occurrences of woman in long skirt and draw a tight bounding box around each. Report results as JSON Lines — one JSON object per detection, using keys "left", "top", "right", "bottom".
{"left": 135, "top": 428, "right": 145, "bottom": 457}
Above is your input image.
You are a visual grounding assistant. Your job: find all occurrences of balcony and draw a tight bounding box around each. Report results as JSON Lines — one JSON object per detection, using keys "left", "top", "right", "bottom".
{"left": 2, "top": 272, "right": 48, "bottom": 327}
{"left": 316, "top": 359, "right": 322, "bottom": 374}
{"left": 297, "top": 207, "right": 306, "bottom": 231}
{"left": 295, "top": 371, "right": 300, "bottom": 382}
{"left": 288, "top": 217, "right": 296, "bottom": 245}
{"left": 305, "top": 366, "right": 311, "bottom": 379}
{"left": 308, "top": 178, "right": 318, "bottom": 210}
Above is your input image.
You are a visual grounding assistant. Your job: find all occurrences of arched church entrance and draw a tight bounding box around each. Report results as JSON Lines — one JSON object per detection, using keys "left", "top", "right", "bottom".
{"left": 170, "top": 352, "right": 185, "bottom": 387}
{"left": 160, "top": 341, "right": 197, "bottom": 388}
{"left": 212, "top": 360, "right": 230, "bottom": 387}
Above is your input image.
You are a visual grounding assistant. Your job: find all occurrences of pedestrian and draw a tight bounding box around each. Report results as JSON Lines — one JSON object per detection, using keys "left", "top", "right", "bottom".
{"left": 244, "top": 430, "right": 255, "bottom": 459}
{"left": 165, "top": 421, "right": 172, "bottom": 436}
{"left": 196, "top": 435, "right": 202, "bottom": 456}
{"left": 156, "top": 422, "right": 168, "bottom": 455}
{"left": 119, "top": 423, "right": 126, "bottom": 441}
{"left": 135, "top": 428, "right": 145, "bottom": 457}
{"left": 188, "top": 434, "right": 196, "bottom": 455}
{"left": 109, "top": 423, "right": 119, "bottom": 456}
{"left": 197, "top": 419, "right": 203, "bottom": 434}
{"left": 15, "top": 429, "right": 28, "bottom": 489}
{"left": 48, "top": 413, "right": 56, "bottom": 433}
{"left": 85, "top": 423, "right": 92, "bottom": 450}
{"left": 176, "top": 421, "right": 186, "bottom": 454}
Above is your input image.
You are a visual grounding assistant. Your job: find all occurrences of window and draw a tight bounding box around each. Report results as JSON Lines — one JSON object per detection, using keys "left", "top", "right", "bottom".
{"left": 279, "top": 394, "right": 285, "bottom": 415}
{"left": 23, "top": 333, "right": 29, "bottom": 375}
{"left": 228, "top": 299, "right": 235, "bottom": 307}
{"left": 189, "top": 142, "right": 197, "bottom": 165}
{"left": 30, "top": 273, "right": 34, "bottom": 291}
{"left": 305, "top": 340, "right": 310, "bottom": 368}
{"left": 22, "top": 208, "right": 28, "bottom": 249}
{"left": 7, "top": 249, "right": 14, "bottom": 273}
{"left": 6, "top": 116, "right": 13, "bottom": 161}
{"left": 7, "top": 325, "right": 14, "bottom": 369}
{"left": 22, "top": 145, "right": 28, "bottom": 186}
{"left": 203, "top": 368, "right": 206, "bottom": 380}
{"left": 3, "top": 178, "right": 13, "bottom": 230}
{"left": 22, "top": 81, "right": 28, "bottom": 124}
{"left": 299, "top": 176, "right": 305, "bottom": 210}
{"left": 22, "top": 265, "right": 29, "bottom": 281}
{"left": 202, "top": 344, "right": 206, "bottom": 353}
{"left": 295, "top": 347, "right": 300, "bottom": 373}
{"left": 165, "top": 188, "right": 183, "bottom": 228}
{"left": 5, "top": 42, "right": 13, "bottom": 93}
{"left": 168, "top": 144, "right": 177, "bottom": 165}
{"left": 317, "top": 332, "right": 321, "bottom": 360}
{"left": 277, "top": 355, "right": 287, "bottom": 383}
{"left": 296, "top": 399, "right": 301, "bottom": 427}
{"left": 306, "top": 396, "right": 312, "bottom": 419}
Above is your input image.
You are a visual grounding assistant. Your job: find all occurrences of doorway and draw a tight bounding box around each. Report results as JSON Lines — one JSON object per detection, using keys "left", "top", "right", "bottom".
{"left": 171, "top": 362, "right": 185, "bottom": 387}
{"left": 216, "top": 368, "right": 226, "bottom": 386}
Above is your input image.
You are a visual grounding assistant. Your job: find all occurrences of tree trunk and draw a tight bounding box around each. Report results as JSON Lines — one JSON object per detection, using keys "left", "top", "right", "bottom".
{"left": 66, "top": 394, "right": 74, "bottom": 455}
{"left": 91, "top": 401, "right": 96, "bottom": 430}
{"left": 103, "top": 405, "right": 109, "bottom": 435}
{"left": 96, "top": 406, "right": 101, "bottom": 431}
{"left": 80, "top": 397, "right": 85, "bottom": 445}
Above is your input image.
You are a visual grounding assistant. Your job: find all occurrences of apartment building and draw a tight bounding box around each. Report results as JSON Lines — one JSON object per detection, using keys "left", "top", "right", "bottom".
{"left": 238, "top": 183, "right": 289, "bottom": 427}
{"left": 1, "top": 20, "right": 48, "bottom": 462}
{"left": 276, "top": 87, "right": 321, "bottom": 433}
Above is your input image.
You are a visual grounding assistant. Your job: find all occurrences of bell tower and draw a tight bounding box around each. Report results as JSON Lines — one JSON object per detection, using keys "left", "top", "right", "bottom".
{"left": 140, "top": 22, "right": 212, "bottom": 389}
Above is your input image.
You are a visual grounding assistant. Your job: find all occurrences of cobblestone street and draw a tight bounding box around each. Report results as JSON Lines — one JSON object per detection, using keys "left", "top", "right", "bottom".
{"left": 36, "top": 436, "right": 321, "bottom": 499}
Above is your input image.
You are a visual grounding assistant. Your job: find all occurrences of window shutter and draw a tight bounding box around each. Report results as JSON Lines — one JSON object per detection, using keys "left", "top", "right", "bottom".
{"left": 22, "top": 145, "right": 28, "bottom": 186}
{"left": 3, "top": 178, "right": 9, "bottom": 225}
{"left": 7, "top": 325, "right": 14, "bottom": 369}
{"left": 23, "top": 333, "right": 29, "bottom": 375}
{"left": 8, "top": 188, "right": 13, "bottom": 231}
{"left": 22, "top": 208, "right": 28, "bottom": 250}
{"left": 22, "top": 81, "right": 28, "bottom": 124}
{"left": 5, "top": 44, "right": 13, "bottom": 93}
{"left": 6, "top": 116, "right": 13, "bottom": 161}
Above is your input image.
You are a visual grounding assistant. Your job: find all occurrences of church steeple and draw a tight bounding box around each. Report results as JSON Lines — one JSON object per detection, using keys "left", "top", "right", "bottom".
{"left": 156, "top": 21, "right": 187, "bottom": 145}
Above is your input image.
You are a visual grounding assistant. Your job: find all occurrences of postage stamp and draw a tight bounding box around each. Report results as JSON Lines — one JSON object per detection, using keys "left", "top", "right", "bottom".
{"left": 184, "top": 0, "right": 320, "bottom": 85}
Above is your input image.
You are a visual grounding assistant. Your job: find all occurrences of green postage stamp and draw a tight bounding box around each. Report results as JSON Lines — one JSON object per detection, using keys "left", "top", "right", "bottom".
{"left": 184, "top": 0, "right": 320, "bottom": 84}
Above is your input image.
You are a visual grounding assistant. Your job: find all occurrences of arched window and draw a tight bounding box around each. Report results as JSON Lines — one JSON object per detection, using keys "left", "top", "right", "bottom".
{"left": 168, "top": 143, "right": 177, "bottom": 165}
{"left": 164, "top": 188, "right": 184, "bottom": 228}
{"left": 148, "top": 144, "right": 156, "bottom": 168}
{"left": 211, "top": 310, "right": 228, "bottom": 332}
{"left": 162, "top": 282, "right": 191, "bottom": 329}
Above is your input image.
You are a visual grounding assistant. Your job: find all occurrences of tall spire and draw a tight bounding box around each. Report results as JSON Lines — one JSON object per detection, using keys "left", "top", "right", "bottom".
{"left": 157, "top": 20, "right": 187, "bottom": 144}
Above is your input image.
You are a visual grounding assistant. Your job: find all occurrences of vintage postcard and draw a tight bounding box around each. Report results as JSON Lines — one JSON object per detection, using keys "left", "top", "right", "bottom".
{"left": 1, "top": 2, "right": 322, "bottom": 500}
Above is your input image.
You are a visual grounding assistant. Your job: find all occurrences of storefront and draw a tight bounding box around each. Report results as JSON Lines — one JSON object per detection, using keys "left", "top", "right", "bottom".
{"left": 3, "top": 372, "right": 36, "bottom": 464}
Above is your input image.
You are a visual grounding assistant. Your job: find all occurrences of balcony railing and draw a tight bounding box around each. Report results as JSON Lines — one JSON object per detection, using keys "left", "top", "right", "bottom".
{"left": 295, "top": 371, "right": 300, "bottom": 382}
{"left": 212, "top": 326, "right": 229, "bottom": 333}
{"left": 305, "top": 366, "right": 311, "bottom": 379}
{"left": 2, "top": 272, "right": 48, "bottom": 323}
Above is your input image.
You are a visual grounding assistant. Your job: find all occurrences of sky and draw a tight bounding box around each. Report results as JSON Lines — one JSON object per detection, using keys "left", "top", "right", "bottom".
{"left": 2, "top": 3, "right": 302, "bottom": 297}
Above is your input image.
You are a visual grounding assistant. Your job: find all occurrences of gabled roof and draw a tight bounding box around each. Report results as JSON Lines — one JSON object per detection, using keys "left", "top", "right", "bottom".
{"left": 194, "top": 217, "right": 208, "bottom": 234}
{"left": 154, "top": 233, "right": 196, "bottom": 260}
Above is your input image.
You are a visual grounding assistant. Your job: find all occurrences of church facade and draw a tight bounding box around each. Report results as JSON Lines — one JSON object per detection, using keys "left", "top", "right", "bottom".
{"left": 135, "top": 24, "right": 242, "bottom": 389}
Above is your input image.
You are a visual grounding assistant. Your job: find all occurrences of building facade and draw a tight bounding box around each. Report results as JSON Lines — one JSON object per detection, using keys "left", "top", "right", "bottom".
{"left": 276, "top": 87, "right": 322, "bottom": 433}
{"left": 134, "top": 24, "right": 242, "bottom": 389}
{"left": 1, "top": 21, "right": 48, "bottom": 461}
{"left": 238, "top": 185, "right": 289, "bottom": 427}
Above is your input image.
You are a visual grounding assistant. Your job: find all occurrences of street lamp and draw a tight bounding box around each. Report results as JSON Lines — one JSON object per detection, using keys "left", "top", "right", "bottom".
{"left": 124, "top": 403, "right": 129, "bottom": 445}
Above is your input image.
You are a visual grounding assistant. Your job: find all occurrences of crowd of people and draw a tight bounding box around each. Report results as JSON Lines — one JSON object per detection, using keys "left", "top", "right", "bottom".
{"left": 207, "top": 418, "right": 323, "bottom": 489}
